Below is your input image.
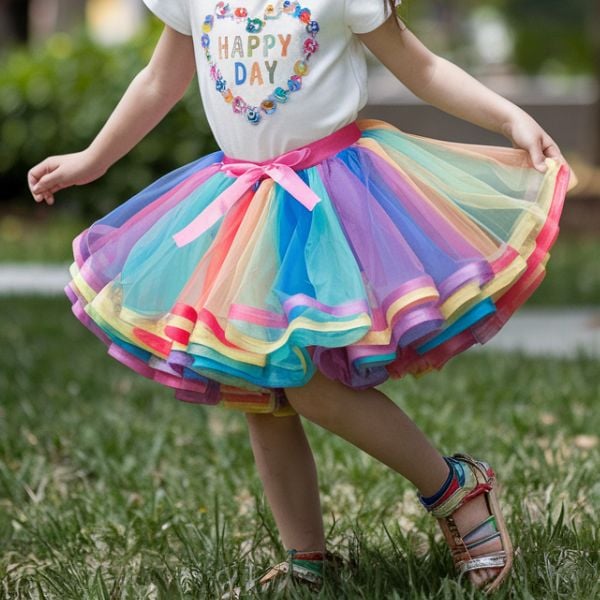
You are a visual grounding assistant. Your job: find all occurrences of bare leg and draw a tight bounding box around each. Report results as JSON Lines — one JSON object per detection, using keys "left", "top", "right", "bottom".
{"left": 284, "top": 370, "right": 502, "bottom": 587}
{"left": 245, "top": 412, "right": 325, "bottom": 553}
{"left": 286, "top": 371, "right": 448, "bottom": 494}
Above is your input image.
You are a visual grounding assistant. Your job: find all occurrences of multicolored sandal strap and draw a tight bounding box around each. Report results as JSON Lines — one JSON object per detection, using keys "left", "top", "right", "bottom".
{"left": 463, "top": 514, "right": 496, "bottom": 539}
{"left": 257, "top": 561, "right": 322, "bottom": 586}
{"left": 462, "top": 514, "right": 500, "bottom": 550}
{"left": 289, "top": 549, "right": 326, "bottom": 582}
{"left": 256, "top": 549, "right": 327, "bottom": 587}
{"left": 465, "top": 531, "right": 502, "bottom": 551}
{"left": 418, "top": 454, "right": 494, "bottom": 519}
{"left": 223, "top": 549, "right": 342, "bottom": 599}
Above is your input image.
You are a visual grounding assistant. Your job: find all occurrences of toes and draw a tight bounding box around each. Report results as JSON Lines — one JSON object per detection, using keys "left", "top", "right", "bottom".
{"left": 469, "top": 567, "right": 501, "bottom": 588}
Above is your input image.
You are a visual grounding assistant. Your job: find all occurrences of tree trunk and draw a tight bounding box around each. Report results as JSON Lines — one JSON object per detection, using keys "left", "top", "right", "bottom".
{"left": 593, "top": 0, "right": 600, "bottom": 165}
{"left": 29, "top": 0, "right": 86, "bottom": 41}
{"left": 0, "top": 0, "right": 30, "bottom": 44}
{"left": 56, "top": 0, "right": 86, "bottom": 30}
{"left": 586, "top": 0, "right": 600, "bottom": 165}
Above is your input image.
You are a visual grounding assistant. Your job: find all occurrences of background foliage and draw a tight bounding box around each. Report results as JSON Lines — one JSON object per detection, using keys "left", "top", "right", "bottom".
{"left": 398, "top": 0, "right": 596, "bottom": 73}
{"left": 502, "top": 0, "right": 596, "bottom": 74}
{"left": 0, "top": 21, "right": 216, "bottom": 220}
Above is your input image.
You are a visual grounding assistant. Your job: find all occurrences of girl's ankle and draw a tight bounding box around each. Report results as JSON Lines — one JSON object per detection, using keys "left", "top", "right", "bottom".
{"left": 418, "top": 455, "right": 480, "bottom": 518}
{"left": 418, "top": 456, "right": 455, "bottom": 508}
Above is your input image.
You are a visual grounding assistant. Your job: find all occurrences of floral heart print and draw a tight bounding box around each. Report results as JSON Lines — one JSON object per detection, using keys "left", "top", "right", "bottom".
{"left": 200, "top": 1, "right": 320, "bottom": 125}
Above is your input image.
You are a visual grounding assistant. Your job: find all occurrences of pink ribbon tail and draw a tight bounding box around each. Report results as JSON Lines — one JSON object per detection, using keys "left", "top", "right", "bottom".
{"left": 172, "top": 162, "right": 322, "bottom": 248}
{"left": 172, "top": 169, "right": 260, "bottom": 247}
{"left": 265, "top": 163, "right": 322, "bottom": 210}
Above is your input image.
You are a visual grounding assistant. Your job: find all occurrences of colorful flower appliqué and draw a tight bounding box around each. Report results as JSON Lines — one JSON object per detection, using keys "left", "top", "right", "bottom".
{"left": 201, "top": 1, "right": 320, "bottom": 125}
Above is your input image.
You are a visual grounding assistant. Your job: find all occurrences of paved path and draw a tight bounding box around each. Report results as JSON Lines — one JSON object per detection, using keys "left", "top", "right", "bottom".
{"left": 0, "top": 263, "right": 71, "bottom": 295}
{"left": 485, "top": 308, "right": 600, "bottom": 358}
{"left": 1, "top": 263, "right": 599, "bottom": 359}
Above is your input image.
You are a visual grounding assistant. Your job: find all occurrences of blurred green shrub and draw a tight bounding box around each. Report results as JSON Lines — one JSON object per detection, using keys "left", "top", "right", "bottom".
{"left": 503, "top": 0, "right": 596, "bottom": 75}
{"left": 0, "top": 20, "right": 217, "bottom": 220}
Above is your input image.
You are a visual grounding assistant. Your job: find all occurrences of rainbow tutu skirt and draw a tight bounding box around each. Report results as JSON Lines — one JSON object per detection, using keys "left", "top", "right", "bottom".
{"left": 65, "top": 119, "right": 577, "bottom": 415}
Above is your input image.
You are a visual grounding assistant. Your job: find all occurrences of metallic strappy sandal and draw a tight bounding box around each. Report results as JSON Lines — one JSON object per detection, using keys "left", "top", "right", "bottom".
{"left": 221, "top": 549, "right": 344, "bottom": 599}
{"left": 419, "top": 453, "right": 514, "bottom": 594}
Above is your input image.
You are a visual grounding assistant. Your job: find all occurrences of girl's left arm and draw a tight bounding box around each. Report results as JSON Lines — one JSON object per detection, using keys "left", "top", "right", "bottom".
{"left": 358, "top": 16, "right": 565, "bottom": 172}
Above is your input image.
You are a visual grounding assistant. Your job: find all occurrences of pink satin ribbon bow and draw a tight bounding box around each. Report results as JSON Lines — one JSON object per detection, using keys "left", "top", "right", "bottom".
{"left": 172, "top": 122, "right": 362, "bottom": 248}
{"left": 172, "top": 148, "right": 320, "bottom": 247}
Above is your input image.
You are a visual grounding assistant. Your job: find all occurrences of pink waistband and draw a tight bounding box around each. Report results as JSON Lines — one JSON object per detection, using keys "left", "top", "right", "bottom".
{"left": 172, "top": 121, "right": 362, "bottom": 248}
{"left": 222, "top": 121, "right": 362, "bottom": 171}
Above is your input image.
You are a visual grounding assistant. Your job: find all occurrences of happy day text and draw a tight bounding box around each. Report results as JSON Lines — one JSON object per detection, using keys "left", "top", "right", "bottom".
{"left": 217, "top": 33, "right": 293, "bottom": 86}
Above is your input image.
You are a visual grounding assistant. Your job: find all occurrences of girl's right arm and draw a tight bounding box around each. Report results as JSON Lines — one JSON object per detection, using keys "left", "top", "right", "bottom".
{"left": 28, "top": 25, "right": 196, "bottom": 206}
{"left": 358, "top": 16, "right": 564, "bottom": 172}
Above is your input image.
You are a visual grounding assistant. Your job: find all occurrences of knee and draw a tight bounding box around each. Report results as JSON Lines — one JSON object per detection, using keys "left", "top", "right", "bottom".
{"left": 284, "top": 371, "right": 346, "bottom": 426}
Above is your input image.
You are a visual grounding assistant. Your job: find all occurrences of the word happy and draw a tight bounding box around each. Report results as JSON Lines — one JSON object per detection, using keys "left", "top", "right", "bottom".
{"left": 217, "top": 33, "right": 293, "bottom": 86}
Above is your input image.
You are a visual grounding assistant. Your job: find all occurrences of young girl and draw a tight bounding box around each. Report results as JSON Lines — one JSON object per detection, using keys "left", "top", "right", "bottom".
{"left": 28, "top": 0, "right": 577, "bottom": 595}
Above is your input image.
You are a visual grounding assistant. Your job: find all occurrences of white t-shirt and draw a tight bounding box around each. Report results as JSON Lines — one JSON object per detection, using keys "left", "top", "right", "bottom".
{"left": 142, "top": 0, "right": 397, "bottom": 161}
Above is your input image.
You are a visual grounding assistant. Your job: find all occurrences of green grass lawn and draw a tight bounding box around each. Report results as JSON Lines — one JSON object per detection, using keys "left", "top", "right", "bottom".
{"left": 0, "top": 296, "right": 598, "bottom": 599}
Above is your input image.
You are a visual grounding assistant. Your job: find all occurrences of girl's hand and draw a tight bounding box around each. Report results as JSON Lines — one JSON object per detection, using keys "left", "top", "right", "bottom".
{"left": 28, "top": 150, "right": 107, "bottom": 206}
{"left": 500, "top": 111, "right": 566, "bottom": 174}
